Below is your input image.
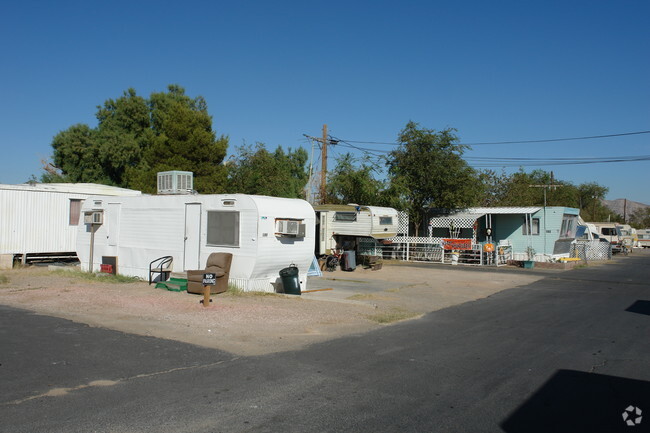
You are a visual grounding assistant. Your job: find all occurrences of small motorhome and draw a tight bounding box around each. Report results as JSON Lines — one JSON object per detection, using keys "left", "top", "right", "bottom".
{"left": 588, "top": 222, "right": 621, "bottom": 244}
{"left": 76, "top": 194, "right": 316, "bottom": 292}
{"left": 313, "top": 204, "right": 398, "bottom": 255}
{"left": 636, "top": 229, "right": 650, "bottom": 248}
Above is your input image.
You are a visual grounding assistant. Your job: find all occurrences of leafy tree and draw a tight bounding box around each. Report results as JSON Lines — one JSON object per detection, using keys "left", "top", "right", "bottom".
{"left": 629, "top": 207, "right": 650, "bottom": 228}
{"left": 50, "top": 124, "right": 106, "bottom": 183}
{"left": 575, "top": 182, "right": 610, "bottom": 221}
{"left": 326, "top": 153, "right": 385, "bottom": 205}
{"left": 475, "top": 169, "right": 511, "bottom": 206}
{"left": 94, "top": 88, "right": 151, "bottom": 187}
{"left": 226, "top": 143, "right": 308, "bottom": 198}
{"left": 386, "top": 121, "right": 480, "bottom": 235}
{"left": 45, "top": 85, "right": 229, "bottom": 193}
{"left": 127, "top": 85, "right": 228, "bottom": 193}
{"left": 482, "top": 169, "right": 615, "bottom": 221}
{"left": 484, "top": 169, "right": 573, "bottom": 207}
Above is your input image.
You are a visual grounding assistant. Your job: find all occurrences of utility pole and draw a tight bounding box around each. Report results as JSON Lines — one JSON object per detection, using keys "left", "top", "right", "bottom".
{"left": 320, "top": 124, "right": 328, "bottom": 204}
{"left": 303, "top": 125, "right": 334, "bottom": 204}
{"left": 529, "top": 173, "right": 563, "bottom": 256}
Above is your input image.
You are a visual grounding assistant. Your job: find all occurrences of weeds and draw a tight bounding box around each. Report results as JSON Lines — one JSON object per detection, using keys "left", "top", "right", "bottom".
{"left": 51, "top": 269, "right": 141, "bottom": 284}
{"left": 347, "top": 293, "right": 377, "bottom": 300}
{"left": 365, "top": 308, "right": 420, "bottom": 324}
{"left": 224, "top": 285, "right": 280, "bottom": 297}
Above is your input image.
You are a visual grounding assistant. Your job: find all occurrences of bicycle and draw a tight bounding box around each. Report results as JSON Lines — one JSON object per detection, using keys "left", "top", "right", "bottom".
{"left": 325, "top": 251, "right": 341, "bottom": 271}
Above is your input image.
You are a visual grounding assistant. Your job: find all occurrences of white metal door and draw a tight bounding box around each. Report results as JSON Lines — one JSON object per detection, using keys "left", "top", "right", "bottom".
{"left": 107, "top": 203, "right": 121, "bottom": 246}
{"left": 183, "top": 203, "right": 201, "bottom": 271}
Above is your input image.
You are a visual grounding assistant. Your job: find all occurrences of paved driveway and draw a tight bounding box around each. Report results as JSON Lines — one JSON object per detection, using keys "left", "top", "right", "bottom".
{"left": 1, "top": 251, "right": 649, "bottom": 432}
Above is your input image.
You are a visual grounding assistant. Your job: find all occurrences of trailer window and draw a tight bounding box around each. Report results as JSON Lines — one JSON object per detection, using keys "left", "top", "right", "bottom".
{"left": 207, "top": 211, "right": 240, "bottom": 247}
{"left": 560, "top": 215, "right": 578, "bottom": 238}
{"left": 69, "top": 199, "right": 83, "bottom": 225}
{"left": 335, "top": 212, "right": 357, "bottom": 222}
{"left": 522, "top": 218, "right": 540, "bottom": 235}
{"left": 379, "top": 216, "right": 393, "bottom": 225}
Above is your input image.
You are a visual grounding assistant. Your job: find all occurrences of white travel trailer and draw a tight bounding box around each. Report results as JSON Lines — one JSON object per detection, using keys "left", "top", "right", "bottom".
{"left": 637, "top": 229, "right": 650, "bottom": 248}
{"left": 313, "top": 204, "right": 398, "bottom": 255}
{"left": 0, "top": 183, "right": 141, "bottom": 265}
{"left": 76, "top": 194, "right": 315, "bottom": 292}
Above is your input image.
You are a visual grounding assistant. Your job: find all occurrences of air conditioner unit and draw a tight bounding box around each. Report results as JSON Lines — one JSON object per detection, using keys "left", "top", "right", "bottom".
{"left": 157, "top": 171, "right": 194, "bottom": 195}
{"left": 276, "top": 220, "right": 306, "bottom": 237}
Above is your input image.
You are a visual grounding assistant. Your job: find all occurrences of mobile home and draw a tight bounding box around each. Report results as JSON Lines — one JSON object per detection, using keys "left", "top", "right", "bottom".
{"left": 0, "top": 183, "right": 141, "bottom": 264}
{"left": 313, "top": 204, "right": 398, "bottom": 255}
{"left": 76, "top": 194, "right": 315, "bottom": 292}
{"left": 427, "top": 206, "right": 583, "bottom": 262}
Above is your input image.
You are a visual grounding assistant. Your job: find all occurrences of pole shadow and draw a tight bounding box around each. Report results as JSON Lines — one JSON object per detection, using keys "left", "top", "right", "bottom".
{"left": 501, "top": 369, "right": 650, "bottom": 433}
{"left": 626, "top": 300, "right": 650, "bottom": 316}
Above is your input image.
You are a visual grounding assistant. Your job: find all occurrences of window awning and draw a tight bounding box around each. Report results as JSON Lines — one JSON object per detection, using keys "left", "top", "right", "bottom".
{"left": 371, "top": 232, "right": 397, "bottom": 239}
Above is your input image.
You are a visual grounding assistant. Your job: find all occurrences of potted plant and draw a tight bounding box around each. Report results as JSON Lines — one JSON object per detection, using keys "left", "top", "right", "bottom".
{"left": 523, "top": 247, "right": 535, "bottom": 269}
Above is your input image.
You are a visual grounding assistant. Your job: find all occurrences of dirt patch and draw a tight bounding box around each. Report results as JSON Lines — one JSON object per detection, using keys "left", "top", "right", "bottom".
{"left": 0, "top": 264, "right": 546, "bottom": 356}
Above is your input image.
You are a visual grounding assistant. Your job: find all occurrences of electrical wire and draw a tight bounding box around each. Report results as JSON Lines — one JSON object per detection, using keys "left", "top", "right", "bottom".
{"left": 335, "top": 129, "right": 650, "bottom": 146}
{"left": 306, "top": 129, "right": 650, "bottom": 169}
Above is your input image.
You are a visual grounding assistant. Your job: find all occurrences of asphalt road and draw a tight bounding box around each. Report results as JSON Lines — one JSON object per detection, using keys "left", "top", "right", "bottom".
{"left": 1, "top": 251, "right": 649, "bottom": 433}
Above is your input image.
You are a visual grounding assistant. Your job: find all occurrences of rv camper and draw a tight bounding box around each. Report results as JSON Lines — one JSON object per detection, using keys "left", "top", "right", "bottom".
{"left": 76, "top": 194, "right": 315, "bottom": 292}
{"left": 313, "top": 204, "right": 398, "bottom": 256}
{"left": 636, "top": 229, "right": 650, "bottom": 248}
{"left": 0, "top": 182, "right": 141, "bottom": 265}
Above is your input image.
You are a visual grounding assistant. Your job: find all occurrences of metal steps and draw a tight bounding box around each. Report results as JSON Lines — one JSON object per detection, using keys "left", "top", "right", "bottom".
{"left": 155, "top": 277, "right": 188, "bottom": 292}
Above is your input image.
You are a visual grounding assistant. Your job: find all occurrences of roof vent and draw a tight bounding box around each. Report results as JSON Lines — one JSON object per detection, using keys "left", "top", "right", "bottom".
{"left": 157, "top": 171, "right": 194, "bottom": 195}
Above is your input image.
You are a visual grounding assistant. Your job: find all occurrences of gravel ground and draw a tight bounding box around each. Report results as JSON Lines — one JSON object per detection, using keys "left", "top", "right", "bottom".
{"left": 0, "top": 263, "right": 546, "bottom": 356}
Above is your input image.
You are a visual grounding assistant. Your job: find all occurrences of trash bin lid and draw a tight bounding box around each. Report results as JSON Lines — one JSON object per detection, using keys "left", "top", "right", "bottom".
{"left": 279, "top": 266, "right": 299, "bottom": 276}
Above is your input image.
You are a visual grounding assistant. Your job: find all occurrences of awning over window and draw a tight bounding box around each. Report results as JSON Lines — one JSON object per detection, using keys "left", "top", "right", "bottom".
{"left": 371, "top": 232, "right": 397, "bottom": 239}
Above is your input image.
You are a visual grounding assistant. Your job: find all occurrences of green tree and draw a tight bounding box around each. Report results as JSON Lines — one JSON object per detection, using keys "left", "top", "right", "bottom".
{"left": 94, "top": 88, "right": 151, "bottom": 186}
{"left": 629, "top": 207, "right": 650, "bottom": 228}
{"left": 575, "top": 182, "right": 610, "bottom": 221}
{"left": 476, "top": 169, "right": 511, "bottom": 206}
{"left": 490, "top": 169, "right": 576, "bottom": 207}
{"left": 485, "top": 169, "right": 615, "bottom": 222}
{"left": 50, "top": 124, "right": 106, "bottom": 183}
{"left": 45, "top": 85, "right": 229, "bottom": 193}
{"left": 326, "top": 153, "right": 386, "bottom": 205}
{"left": 127, "top": 85, "right": 228, "bottom": 193}
{"left": 386, "top": 121, "right": 480, "bottom": 235}
{"left": 226, "top": 143, "right": 308, "bottom": 198}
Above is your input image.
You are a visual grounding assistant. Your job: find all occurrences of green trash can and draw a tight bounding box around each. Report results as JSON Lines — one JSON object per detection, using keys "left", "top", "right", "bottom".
{"left": 279, "top": 266, "right": 301, "bottom": 295}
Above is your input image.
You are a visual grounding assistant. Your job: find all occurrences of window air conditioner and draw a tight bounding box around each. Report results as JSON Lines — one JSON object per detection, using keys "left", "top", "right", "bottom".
{"left": 276, "top": 220, "right": 306, "bottom": 237}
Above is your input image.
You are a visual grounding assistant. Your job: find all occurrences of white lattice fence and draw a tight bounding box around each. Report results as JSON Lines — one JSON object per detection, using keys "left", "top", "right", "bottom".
{"left": 572, "top": 240, "right": 612, "bottom": 261}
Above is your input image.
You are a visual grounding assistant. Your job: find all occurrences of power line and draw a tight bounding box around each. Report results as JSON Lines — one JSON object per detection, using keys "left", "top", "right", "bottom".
{"left": 335, "top": 129, "right": 650, "bottom": 146}
{"left": 468, "top": 155, "right": 650, "bottom": 168}
{"left": 465, "top": 155, "right": 650, "bottom": 162}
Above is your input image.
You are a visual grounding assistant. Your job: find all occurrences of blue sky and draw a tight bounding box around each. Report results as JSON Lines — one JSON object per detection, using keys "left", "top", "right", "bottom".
{"left": 2, "top": 0, "right": 649, "bottom": 203}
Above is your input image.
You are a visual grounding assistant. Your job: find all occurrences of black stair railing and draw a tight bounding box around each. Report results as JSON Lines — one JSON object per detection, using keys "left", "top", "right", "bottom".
{"left": 149, "top": 256, "right": 173, "bottom": 285}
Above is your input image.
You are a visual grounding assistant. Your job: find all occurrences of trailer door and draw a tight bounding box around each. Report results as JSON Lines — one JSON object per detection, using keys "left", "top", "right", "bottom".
{"left": 184, "top": 203, "right": 201, "bottom": 270}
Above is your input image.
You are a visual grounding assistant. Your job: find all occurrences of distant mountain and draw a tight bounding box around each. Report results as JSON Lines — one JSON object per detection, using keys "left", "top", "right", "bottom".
{"left": 602, "top": 198, "right": 649, "bottom": 220}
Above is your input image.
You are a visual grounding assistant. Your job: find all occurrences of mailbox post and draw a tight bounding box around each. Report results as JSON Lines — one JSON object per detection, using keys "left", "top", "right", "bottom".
{"left": 84, "top": 211, "right": 103, "bottom": 273}
{"left": 201, "top": 273, "right": 216, "bottom": 306}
